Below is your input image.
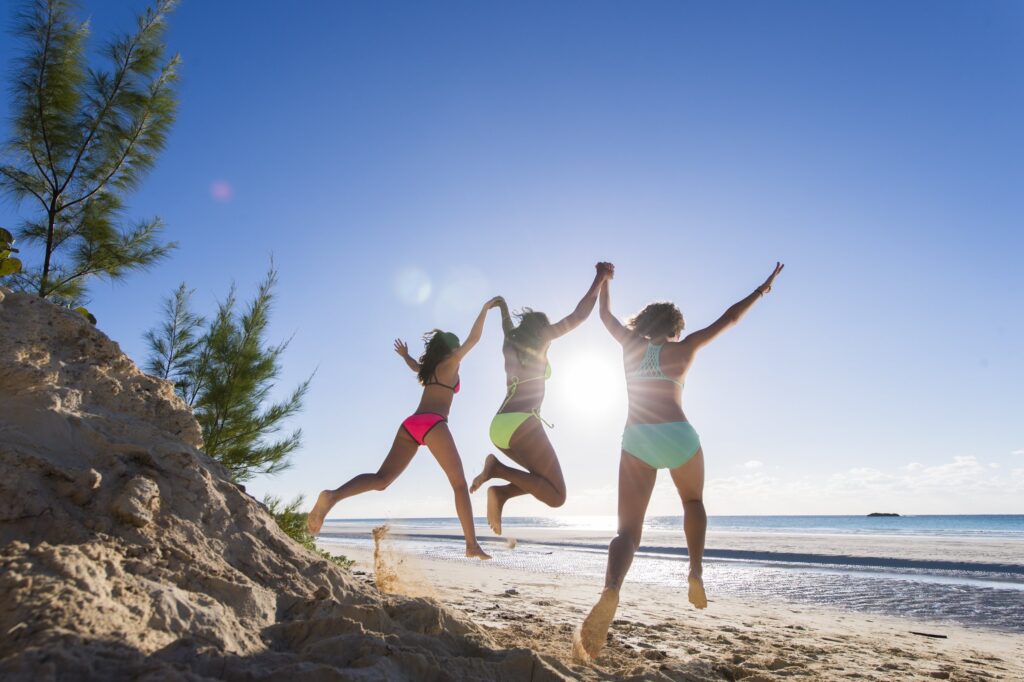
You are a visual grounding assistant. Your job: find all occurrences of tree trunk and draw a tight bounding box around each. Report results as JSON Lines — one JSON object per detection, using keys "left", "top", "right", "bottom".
{"left": 40, "top": 204, "right": 56, "bottom": 297}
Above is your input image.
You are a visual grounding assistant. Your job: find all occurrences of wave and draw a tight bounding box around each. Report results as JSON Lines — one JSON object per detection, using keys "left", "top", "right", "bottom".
{"left": 318, "top": 529, "right": 1024, "bottom": 578}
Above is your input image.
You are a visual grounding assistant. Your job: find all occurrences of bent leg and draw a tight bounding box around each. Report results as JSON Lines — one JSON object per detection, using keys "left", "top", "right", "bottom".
{"left": 670, "top": 447, "right": 706, "bottom": 608}
{"left": 471, "top": 419, "right": 566, "bottom": 505}
{"left": 484, "top": 482, "right": 524, "bottom": 536}
{"left": 502, "top": 420, "right": 567, "bottom": 506}
{"left": 472, "top": 419, "right": 566, "bottom": 535}
{"left": 307, "top": 428, "right": 418, "bottom": 535}
{"left": 424, "top": 423, "right": 490, "bottom": 559}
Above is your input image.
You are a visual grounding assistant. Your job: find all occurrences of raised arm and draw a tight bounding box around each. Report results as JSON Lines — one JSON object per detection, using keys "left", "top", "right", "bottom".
{"left": 599, "top": 277, "right": 634, "bottom": 345}
{"left": 548, "top": 262, "right": 615, "bottom": 339}
{"left": 495, "top": 296, "right": 514, "bottom": 335}
{"left": 393, "top": 338, "right": 420, "bottom": 373}
{"left": 451, "top": 296, "right": 503, "bottom": 361}
{"left": 683, "top": 262, "right": 784, "bottom": 350}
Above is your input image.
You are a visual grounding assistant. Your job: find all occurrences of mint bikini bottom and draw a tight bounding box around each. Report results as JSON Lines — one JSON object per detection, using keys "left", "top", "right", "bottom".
{"left": 622, "top": 421, "right": 701, "bottom": 469}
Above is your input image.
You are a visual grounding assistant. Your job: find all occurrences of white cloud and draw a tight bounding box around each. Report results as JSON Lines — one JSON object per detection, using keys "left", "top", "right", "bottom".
{"left": 1012, "top": 449, "right": 1024, "bottom": 456}
{"left": 699, "top": 455, "right": 1024, "bottom": 515}
{"left": 743, "top": 460, "right": 764, "bottom": 469}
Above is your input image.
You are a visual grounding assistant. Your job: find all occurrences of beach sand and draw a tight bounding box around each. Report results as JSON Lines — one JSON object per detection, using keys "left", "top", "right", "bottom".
{"left": 334, "top": 538, "right": 1024, "bottom": 681}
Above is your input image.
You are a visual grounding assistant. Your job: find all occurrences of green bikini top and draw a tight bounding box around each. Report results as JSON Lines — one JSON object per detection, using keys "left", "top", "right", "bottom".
{"left": 508, "top": 361, "right": 552, "bottom": 388}
{"left": 499, "top": 361, "right": 552, "bottom": 413}
{"left": 628, "top": 343, "right": 683, "bottom": 387}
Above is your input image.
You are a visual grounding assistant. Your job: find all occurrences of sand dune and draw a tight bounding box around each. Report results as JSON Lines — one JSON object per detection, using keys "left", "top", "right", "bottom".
{"left": 0, "top": 289, "right": 569, "bottom": 681}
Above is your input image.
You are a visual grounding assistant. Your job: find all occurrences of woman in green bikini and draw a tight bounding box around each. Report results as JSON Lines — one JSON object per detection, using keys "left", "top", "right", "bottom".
{"left": 470, "top": 262, "right": 615, "bottom": 534}
{"left": 575, "top": 262, "right": 784, "bottom": 662}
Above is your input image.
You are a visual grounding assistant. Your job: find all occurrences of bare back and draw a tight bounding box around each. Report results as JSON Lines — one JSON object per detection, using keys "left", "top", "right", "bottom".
{"left": 499, "top": 337, "right": 552, "bottom": 413}
{"left": 413, "top": 357, "right": 461, "bottom": 417}
{"left": 621, "top": 335, "right": 696, "bottom": 425}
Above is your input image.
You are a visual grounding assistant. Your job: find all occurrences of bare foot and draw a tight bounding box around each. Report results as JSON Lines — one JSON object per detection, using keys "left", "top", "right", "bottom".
{"left": 572, "top": 588, "right": 620, "bottom": 662}
{"left": 486, "top": 486, "right": 507, "bottom": 535}
{"left": 466, "top": 544, "right": 491, "bottom": 560}
{"left": 688, "top": 575, "right": 707, "bottom": 609}
{"left": 306, "top": 490, "right": 333, "bottom": 536}
{"left": 470, "top": 454, "right": 498, "bottom": 493}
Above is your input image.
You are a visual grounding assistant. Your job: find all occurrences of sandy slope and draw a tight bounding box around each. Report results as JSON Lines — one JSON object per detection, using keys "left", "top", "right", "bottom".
{"left": 337, "top": 539, "right": 1024, "bottom": 682}
{"left": 0, "top": 289, "right": 570, "bottom": 681}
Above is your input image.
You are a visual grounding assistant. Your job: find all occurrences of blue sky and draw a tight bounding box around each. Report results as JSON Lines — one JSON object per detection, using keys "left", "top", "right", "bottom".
{"left": 2, "top": 1, "right": 1021, "bottom": 516}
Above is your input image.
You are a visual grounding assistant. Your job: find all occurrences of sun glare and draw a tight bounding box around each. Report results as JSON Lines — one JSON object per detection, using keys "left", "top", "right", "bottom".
{"left": 552, "top": 349, "right": 624, "bottom": 416}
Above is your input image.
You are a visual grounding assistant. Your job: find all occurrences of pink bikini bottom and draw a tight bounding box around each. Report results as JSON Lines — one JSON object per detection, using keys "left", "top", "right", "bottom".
{"left": 401, "top": 412, "right": 447, "bottom": 445}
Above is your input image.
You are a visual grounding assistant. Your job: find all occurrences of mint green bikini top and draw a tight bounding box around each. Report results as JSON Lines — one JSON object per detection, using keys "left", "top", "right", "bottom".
{"left": 628, "top": 343, "right": 683, "bottom": 387}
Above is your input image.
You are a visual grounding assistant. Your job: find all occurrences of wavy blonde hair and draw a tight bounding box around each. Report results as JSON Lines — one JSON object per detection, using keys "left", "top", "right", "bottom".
{"left": 627, "top": 302, "right": 684, "bottom": 339}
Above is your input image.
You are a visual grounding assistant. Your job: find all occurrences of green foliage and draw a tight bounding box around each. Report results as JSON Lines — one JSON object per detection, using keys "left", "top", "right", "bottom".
{"left": 144, "top": 265, "right": 313, "bottom": 482}
{"left": 262, "top": 494, "right": 353, "bottom": 569}
{"left": 0, "top": 228, "right": 23, "bottom": 276}
{"left": 144, "top": 283, "right": 205, "bottom": 396}
{"left": 0, "top": 0, "right": 179, "bottom": 305}
{"left": 73, "top": 305, "right": 95, "bottom": 324}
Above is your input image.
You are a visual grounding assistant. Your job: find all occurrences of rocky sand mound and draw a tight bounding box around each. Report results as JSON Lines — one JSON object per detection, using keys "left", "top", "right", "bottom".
{"left": 0, "top": 289, "right": 567, "bottom": 681}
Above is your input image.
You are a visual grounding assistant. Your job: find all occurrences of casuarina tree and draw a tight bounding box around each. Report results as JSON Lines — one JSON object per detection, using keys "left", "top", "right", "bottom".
{"left": 0, "top": 0, "right": 179, "bottom": 305}
{"left": 145, "top": 266, "right": 313, "bottom": 483}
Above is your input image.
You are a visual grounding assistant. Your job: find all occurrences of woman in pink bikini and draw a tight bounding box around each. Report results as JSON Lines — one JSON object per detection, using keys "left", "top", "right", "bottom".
{"left": 306, "top": 296, "right": 505, "bottom": 560}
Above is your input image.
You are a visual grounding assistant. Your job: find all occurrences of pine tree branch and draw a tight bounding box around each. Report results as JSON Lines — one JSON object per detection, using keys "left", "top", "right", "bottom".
{"left": 34, "top": 0, "right": 61, "bottom": 191}
{"left": 58, "top": 56, "right": 178, "bottom": 212}
{"left": 56, "top": 1, "right": 172, "bottom": 198}
{"left": 0, "top": 166, "right": 49, "bottom": 209}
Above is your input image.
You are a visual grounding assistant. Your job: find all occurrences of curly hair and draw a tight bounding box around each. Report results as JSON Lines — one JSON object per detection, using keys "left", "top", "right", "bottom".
{"left": 505, "top": 308, "right": 550, "bottom": 364}
{"left": 627, "top": 302, "right": 685, "bottom": 340}
{"left": 417, "top": 329, "right": 460, "bottom": 385}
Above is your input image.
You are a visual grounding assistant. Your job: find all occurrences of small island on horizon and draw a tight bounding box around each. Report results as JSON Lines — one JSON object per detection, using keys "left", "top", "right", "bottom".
{"left": 867, "top": 512, "right": 901, "bottom": 517}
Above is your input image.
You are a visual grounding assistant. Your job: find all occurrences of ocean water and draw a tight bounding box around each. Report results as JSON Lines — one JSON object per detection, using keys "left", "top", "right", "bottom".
{"left": 325, "top": 514, "right": 1024, "bottom": 537}
{"left": 318, "top": 515, "right": 1024, "bottom": 632}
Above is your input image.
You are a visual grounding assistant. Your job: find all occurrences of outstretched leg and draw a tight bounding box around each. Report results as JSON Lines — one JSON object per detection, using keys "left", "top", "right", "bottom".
{"left": 424, "top": 423, "right": 490, "bottom": 560}
{"left": 574, "top": 451, "right": 656, "bottom": 662}
{"left": 307, "top": 428, "right": 419, "bottom": 535}
{"left": 670, "top": 447, "right": 707, "bottom": 608}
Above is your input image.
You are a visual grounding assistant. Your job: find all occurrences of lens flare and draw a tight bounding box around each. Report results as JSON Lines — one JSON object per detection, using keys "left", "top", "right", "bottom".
{"left": 433, "top": 267, "right": 488, "bottom": 319}
{"left": 210, "top": 180, "right": 234, "bottom": 202}
{"left": 394, "top": 267, "right": 432, "bottom": 305}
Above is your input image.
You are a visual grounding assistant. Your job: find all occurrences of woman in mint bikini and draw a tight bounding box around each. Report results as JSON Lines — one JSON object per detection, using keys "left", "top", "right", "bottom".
{"left": 575, "top": 262, "right": 784, "bottom": 661}
{"left": 306, "top": 296, "right": 505, "bottom": 560}
{"left": 470, "top": 262, "right": 614, "bottom": 534}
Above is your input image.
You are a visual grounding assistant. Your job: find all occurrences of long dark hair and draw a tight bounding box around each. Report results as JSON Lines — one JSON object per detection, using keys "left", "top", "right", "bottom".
{"left": 417, "top": 329, "right": 460, "bottom": 385}
{"left": 506, "top": 308, "right": 550, "bottom": 364}
{"left": 627, "top": 302, "right": 684, "bottom": 339}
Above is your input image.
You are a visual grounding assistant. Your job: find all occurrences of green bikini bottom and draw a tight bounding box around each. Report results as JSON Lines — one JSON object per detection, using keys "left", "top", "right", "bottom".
{"left": 490, "top": 410, "right": 551, "bottom": 450}
{"left": 622, "top": 421, "right": 701, "bottom": 469}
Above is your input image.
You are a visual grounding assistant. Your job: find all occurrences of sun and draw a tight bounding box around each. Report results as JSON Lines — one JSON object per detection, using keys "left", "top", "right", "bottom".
{"left": 551, "top": 349, "right": 625, "bottom": 417}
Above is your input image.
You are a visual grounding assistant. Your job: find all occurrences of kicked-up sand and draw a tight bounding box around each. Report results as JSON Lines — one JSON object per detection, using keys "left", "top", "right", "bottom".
{"left": 345, "top": 536, "right": 1024, "bottom": 681}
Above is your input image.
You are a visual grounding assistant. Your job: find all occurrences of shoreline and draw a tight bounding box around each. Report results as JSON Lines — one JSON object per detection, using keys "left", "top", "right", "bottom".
{"left": 318, "top": 520, "right": 1024, "bottom": 568}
